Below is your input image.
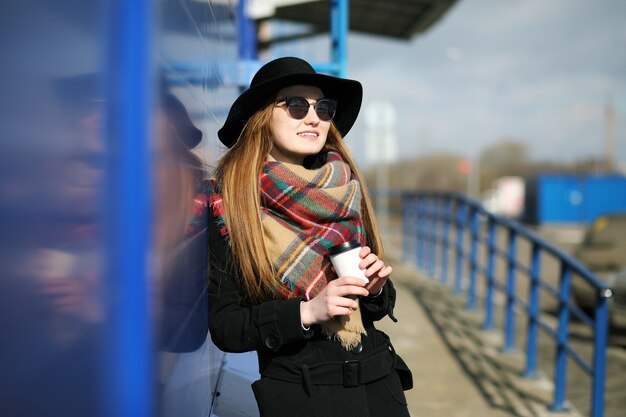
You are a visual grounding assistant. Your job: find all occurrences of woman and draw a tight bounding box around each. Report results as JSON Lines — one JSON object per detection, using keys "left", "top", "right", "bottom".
{"left": 208, "top": 57, "right": 412, "bottom": 417}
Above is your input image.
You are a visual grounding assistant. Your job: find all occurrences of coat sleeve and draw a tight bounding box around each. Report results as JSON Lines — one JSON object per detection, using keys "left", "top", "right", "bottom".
{"left": 207, "top": 211, "right": 313, "bottom": 353}
{"left": 360, "top": 279, "right": 398, "bottom": 322}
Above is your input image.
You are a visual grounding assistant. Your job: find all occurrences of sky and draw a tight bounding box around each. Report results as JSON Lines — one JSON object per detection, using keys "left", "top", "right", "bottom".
{"left": 6, "top": 0, "right": 624, "bottom": 170}
{"left": 333, "top": 0, "right": 626, "bottom": 167}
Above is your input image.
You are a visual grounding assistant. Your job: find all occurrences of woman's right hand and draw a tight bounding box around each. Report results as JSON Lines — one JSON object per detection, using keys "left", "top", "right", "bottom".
{"left": 300, "top": 277, "right": 370, "bottom": 327}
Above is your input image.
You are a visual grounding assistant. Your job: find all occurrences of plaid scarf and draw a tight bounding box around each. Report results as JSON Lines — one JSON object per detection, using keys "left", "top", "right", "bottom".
{"left": 210, "top": 152, "right": 367, "bottom": 349}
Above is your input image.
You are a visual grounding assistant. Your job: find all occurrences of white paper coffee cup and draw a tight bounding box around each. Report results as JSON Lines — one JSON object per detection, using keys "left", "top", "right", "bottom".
{"left": 328, "top": 240, "right": 368, "bottom": 283}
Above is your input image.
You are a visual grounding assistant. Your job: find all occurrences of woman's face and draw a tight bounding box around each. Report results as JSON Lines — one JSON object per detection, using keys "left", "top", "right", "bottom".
{"left": 269, "top": 85, "right": 330, "bottom": 165}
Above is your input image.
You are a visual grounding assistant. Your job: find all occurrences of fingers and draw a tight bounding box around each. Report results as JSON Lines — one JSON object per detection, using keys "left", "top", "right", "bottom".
{"left": 329, "top": 306, "right": 357, "bottom": 317}
{"left": 356, "top": 247, "right": 393, "bottom": 280}
{"left": 359, "top": 253, "right": 378, "bottom": 269}
{"left": 329, "top": 276, "right": 369, "bottom": 297}
{"left": 378, "top": 265, "right": 393, "bottom": 278}
{"left": 364, "top": 259, "right": 384, "bottom": 278}
{"left": 357, "top": 249, "right": 393, "bottom": 295}
{"left": 322, "top": 294, "right": 359, "bottom": 319}
{"left": 330, "top": 295, "right": 360, "bottom": 310}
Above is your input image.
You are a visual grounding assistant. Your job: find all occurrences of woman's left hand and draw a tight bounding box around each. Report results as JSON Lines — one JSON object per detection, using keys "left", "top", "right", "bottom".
{"left": 359, "top": 246, "right": 392, "bottom": 296}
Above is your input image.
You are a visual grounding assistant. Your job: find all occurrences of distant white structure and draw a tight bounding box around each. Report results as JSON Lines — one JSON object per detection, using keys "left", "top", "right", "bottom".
{"left": 364, "top": 102, "right": 398, "bottom": 236}
{"left": 483, "top": 176, "right": 525, "bottom": 218}
{"left": 364, "top": 101, "right": 397, "bottom": 164}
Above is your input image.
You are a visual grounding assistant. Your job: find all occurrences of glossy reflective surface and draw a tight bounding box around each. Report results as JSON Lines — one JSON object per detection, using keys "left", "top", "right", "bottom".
{"left": 0, "top": 1, "right": 239, "bottom": 416}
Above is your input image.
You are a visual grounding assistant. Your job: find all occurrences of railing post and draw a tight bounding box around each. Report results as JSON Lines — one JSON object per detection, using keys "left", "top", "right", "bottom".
{"left": 440, "top": 198, "right": 451, "bottom": 285}
{"left": 454, "top": 202, "right": 466, "bottom": 294}
{"left": 416, "top": 198, "right": 425, "bottom": 270}
{"left": 503, "top": 229, "right": 517, "bottom": 352}
{"left": 524, "top": 242, "right": 541, "bottom": 378}
{"left": 402, "top": 195, "right": 413, "bottom": 264}
{"left": 467, "top": 208, "right": 479, "bottom": 310}
{"left": 483, "top": 218, "right": 496, "bottom": 330}
{"left": 428, "top": 197, "right": 439, "bottom": 278}
{"left": 551, "top": 262, "right": 572, "bottom": 412}
{"left": 421, "top": 198, "right": 428, "bottom": 270}
{"left": 591, "top": 289, "right": 610, "bottom": 417}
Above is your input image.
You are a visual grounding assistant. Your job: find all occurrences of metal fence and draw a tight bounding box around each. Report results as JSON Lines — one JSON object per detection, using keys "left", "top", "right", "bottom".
{"left": 402, "top": 191, "right": 612, "bottom": 417}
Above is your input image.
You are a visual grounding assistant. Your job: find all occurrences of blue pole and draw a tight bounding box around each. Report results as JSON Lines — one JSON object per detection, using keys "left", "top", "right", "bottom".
{"left": 483, "top": 219, "right": 496, "bottom": 330}
{"left": 238, "top": 0, "right": 257, "bottom": 61}
{"left": 441, "top": 198, "right": 451, "bottom": 285}
{"left": 415, "top": 199, "right": 424, "bottom": 270}
{"left": 427, "top": 197, "right": 438, "bottom": 279}
{"left": 425, "top": 198, "right": 432, "bottom": 276}
{"left": 467, "top": 209, "right": 479, "bottom": 310}
{"left": 433, "top": 198, "right": 443, "bottom": 279}
{"left": 524, "top": 243, "right": 541, "bottom": 378}
{"left": 421, "top": 198, "right": 429, "bottom": 273}
{"left": 402, "top": 198, "right": 410, "bottom": 263}
{"left": 503, "top": 229, "right": 517, "bottom": 352}
{"left": 330, "top": 0, "right": 348, "bottom": 77}
{"left": 454, "top": 203, "right": 466, "bottom": 294}
{"left": 551, "top": 262, "right": 572, "bottom": 412}
{"left": 591, "top": 289, "right": 610, "bottom": 417}
{"left": 411, "top": 199, "right": 419, "bottom": 266}
{"left": 420, "top": 198, "right": 428, "bottom": 271}
{"left": 405, "top": 198, "right": 417, "bottom": 265}
{"left": 106, "top": 1, "right": 153, "bottom": 416}
{"left": 237, "top": 0, "right": 257, "bottom": 92}
{"left": 419, "top": 197, "right": 428, "bottom": 270}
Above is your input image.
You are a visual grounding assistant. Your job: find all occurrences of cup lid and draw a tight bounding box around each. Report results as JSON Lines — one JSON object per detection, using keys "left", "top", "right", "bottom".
{"left": 328, "top": 240, "right": 361, "bottom": 256}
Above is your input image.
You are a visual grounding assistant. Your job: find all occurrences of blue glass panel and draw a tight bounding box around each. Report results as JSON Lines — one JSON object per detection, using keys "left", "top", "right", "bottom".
{"left": 0, "top": 1, "right": 241, "bottom": 416}
{"left": 0, "top": 2, "right": 108, "bottom": 416}
{"left": 154, "top": 1, "right": 240, "bottom": 416}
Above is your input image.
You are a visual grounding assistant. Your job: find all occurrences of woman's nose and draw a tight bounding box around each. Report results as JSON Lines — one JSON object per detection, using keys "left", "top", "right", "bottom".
{"left": 303, "top": 105, "right": 320, "bottom": 125}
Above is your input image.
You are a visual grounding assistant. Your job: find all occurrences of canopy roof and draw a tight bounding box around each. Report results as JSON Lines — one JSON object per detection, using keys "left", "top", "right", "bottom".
{"left": 251, "top": 0, "right": 458, "bottom": 40}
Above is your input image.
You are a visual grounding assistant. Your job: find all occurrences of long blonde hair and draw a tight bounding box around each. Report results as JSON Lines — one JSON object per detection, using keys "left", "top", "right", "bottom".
{"left": 214, "top": 102, "right": 385, "bottom": 302}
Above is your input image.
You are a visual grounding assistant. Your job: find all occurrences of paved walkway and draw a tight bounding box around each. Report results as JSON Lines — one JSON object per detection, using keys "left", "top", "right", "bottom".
{"left": 379, "top": 241, "right": 580, "bottom": 417}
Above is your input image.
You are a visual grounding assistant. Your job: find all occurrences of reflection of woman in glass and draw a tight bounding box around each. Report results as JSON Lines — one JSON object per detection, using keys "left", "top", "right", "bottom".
{"left": 153, "top": 92, "right": 205, "bottom": 257}
{"left": 208, "top": 57, "right": 412, "bottom": 416}
{"left": 153, "top": 91, "right": 210, "bottom": 353}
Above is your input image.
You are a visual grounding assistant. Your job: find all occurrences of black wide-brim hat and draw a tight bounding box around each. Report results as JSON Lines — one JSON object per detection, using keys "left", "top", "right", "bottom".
{"left": 218, "top": 57, "right": 362, "bottom": 148}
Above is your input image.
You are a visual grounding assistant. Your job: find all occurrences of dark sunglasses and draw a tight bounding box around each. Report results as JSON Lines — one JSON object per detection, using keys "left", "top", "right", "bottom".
{"left": 275, "top": 96, "right": 338, "bottom": 121}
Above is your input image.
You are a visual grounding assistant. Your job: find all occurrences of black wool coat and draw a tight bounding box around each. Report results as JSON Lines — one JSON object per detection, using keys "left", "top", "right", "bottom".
{"left": 207, "top": 208, "right": 413, "bottom": 417}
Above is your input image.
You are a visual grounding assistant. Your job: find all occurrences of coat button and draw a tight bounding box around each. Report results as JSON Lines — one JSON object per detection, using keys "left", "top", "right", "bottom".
{"left": 350, "top": 341, "right": 363, "bottom": 354}
{"left": 264, "top": 334, "right": 280, "bottom": 350}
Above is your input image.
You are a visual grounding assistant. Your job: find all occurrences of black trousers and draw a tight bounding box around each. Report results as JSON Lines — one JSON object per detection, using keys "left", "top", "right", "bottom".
{"left": 251, "top": 370, "right": 410, "bottom": 417}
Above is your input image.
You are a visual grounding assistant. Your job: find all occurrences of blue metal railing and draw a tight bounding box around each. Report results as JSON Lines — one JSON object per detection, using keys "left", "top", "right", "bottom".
{"left": 402, "top": 191, "right": 612, "bottom": 417}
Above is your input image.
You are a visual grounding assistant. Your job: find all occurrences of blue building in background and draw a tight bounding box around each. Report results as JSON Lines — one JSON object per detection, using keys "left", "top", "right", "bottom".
{"left": 524, "top": 174, "right": 626, "bottom": 224}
